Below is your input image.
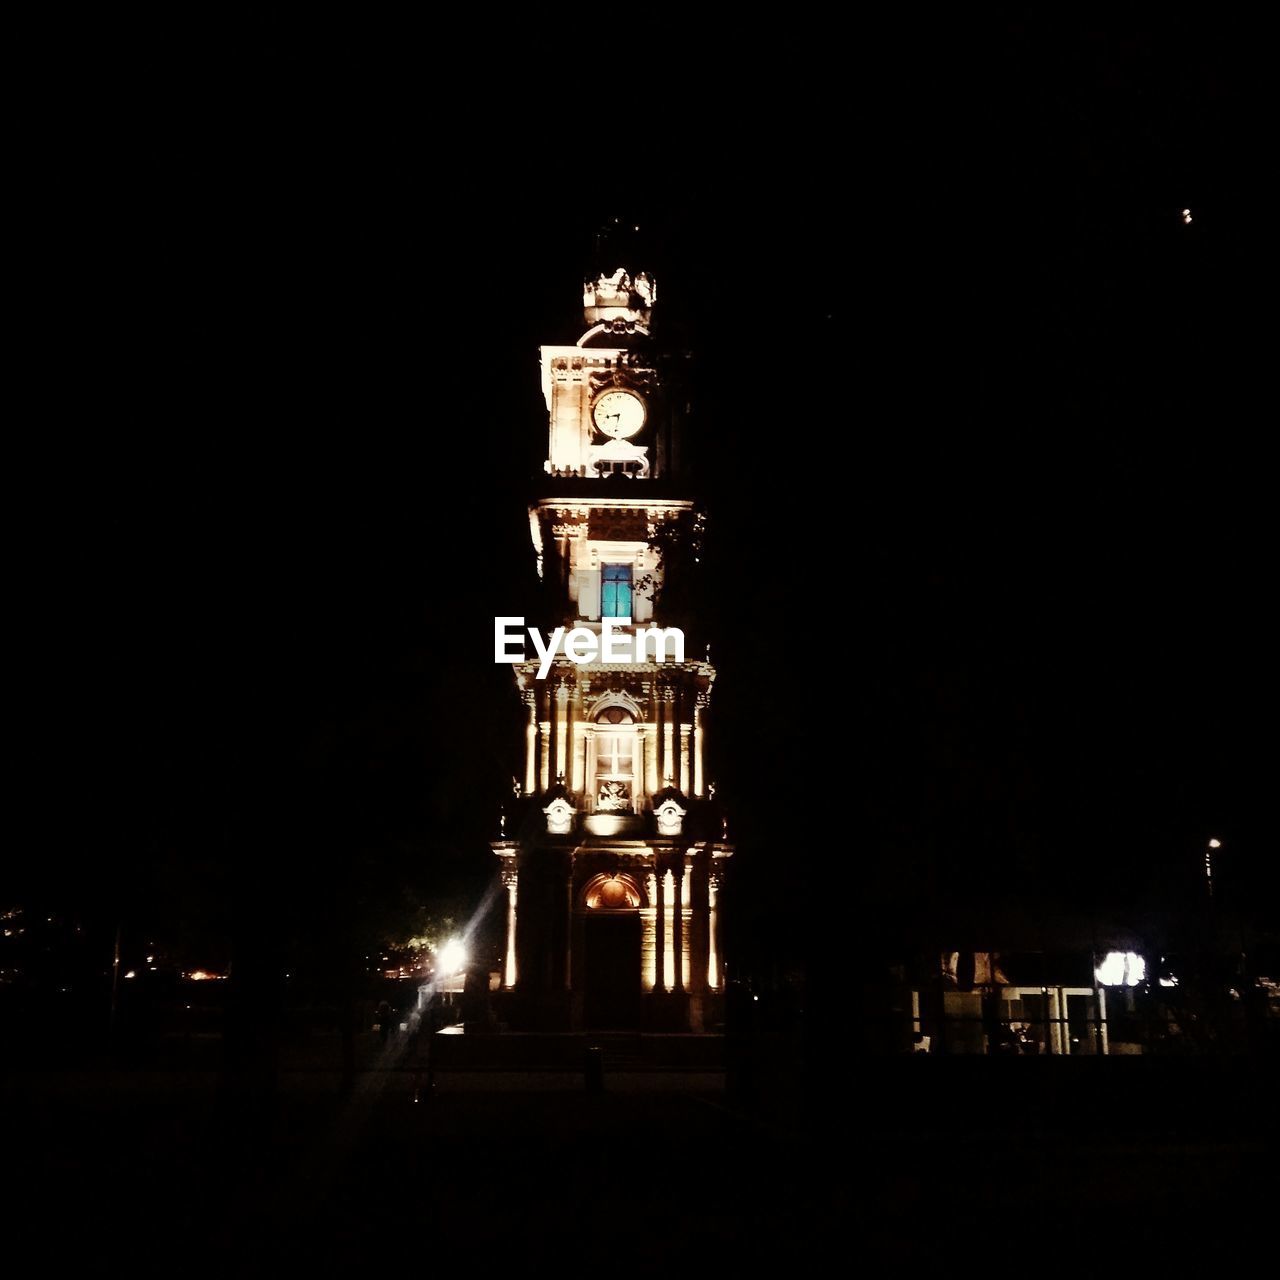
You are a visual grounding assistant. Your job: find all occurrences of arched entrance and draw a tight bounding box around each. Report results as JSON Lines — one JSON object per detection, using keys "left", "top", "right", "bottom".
{"left": 581, "top": 873, "right": 643, "bottom": 1030}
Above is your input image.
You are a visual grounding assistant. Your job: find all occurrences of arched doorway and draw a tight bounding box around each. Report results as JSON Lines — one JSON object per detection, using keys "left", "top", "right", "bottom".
{"left": 581, "top": 873, "right": 643, "bottom": 1030}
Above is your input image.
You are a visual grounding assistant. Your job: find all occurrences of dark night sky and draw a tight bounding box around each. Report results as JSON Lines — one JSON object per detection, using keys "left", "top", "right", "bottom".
{"left": 9, "top": 19, "right": 1271, "bottom": 968}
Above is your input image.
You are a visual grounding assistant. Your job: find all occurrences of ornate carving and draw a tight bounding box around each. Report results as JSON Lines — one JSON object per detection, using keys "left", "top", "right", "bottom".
{"left": 654, "top": 797, "right": 686, "bottom": 836}
{"left": 544, "top": 796, "right": 575, "bottom": 836}
{"left": 587, "top": 509, "right": 649, "bottom": 542}
{"left": 587, "top": 366, "right": 656, "bottom": 393}
{"left": 582, "top": 268, "right": 657, "bottom": 310}
{"left": 587, "top": 689, "right": 641, "bottom": 721}
{"left": 582, "top": 873, "right": 643, "bottom": 910}
{"left": 596, "top": 780, "right": 631, "bottom": 812}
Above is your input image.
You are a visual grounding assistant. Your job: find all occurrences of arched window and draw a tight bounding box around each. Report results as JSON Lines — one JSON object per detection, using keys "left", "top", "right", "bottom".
{"left": 594, "top": 706, "right": 634, "bottom": 811}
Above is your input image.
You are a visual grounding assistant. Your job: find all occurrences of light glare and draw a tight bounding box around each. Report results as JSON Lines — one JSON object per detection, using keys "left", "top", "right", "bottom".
{"left": 1096, "top": 951, "right": 1145, "bottom": 987}
{"left": 438, "top": 938, "right": 467, "bottom": 976}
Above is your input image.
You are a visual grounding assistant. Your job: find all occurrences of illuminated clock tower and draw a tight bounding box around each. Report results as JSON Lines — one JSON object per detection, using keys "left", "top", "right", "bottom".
{"left": 491, "top": 236, "right": 732, "bottom": 1032}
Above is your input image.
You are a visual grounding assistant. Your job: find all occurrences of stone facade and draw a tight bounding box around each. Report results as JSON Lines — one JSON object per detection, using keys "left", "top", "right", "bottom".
{"left": 493, "top": 259, "right": 732, "bottom": 1032}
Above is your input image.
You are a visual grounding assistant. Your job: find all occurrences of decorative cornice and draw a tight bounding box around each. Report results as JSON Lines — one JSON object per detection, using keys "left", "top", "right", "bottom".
{"left": 531, "top": 498, "right": 695, "bottom": 518}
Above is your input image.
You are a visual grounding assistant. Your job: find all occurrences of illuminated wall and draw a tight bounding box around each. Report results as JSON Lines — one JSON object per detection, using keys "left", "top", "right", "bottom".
{"left": 488, "top": 257, "right": 733, "bottom": 1032}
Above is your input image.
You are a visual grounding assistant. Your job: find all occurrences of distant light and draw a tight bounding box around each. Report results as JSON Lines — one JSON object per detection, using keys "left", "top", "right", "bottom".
{"left": 146, "top": 955, "right": 154, "bottom": 963}
{"left": 188, "top": 969, "right": 224, "bottom": 982}
{"left": 752, "top": 995, "right": 759, "bottom": 1002}
{"left": 1182, "top": 208, "right": 1193, "bottom": 224}
{"left": 1208, "top": 838, "right": 1221, "bottom": 849}
{"left": 124, "top": 970, "right": 136, "bottom": 979}
{"left": 438, "top": 938, "right": 467, "bottom": 976}
{"left": 1096, "top": 951, "right": 1145, "bottom": 987}
{"left": 1159, "top": 976, "right": 1178, "bottom": 988}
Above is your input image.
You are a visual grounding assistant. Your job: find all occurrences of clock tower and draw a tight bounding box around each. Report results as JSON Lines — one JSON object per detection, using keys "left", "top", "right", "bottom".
{"left": 492, "top": 238, "right": 732, "bottom": 1032}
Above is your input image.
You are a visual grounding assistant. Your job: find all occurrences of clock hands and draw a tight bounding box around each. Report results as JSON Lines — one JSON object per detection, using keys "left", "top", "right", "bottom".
{"left": 593, "top": 391, "right": 643, "bottom": 438}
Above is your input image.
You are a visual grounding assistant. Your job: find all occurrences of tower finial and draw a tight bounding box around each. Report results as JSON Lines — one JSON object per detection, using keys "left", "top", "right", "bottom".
{"left": 584, "top": 217, "right": 655, "bottom": 332}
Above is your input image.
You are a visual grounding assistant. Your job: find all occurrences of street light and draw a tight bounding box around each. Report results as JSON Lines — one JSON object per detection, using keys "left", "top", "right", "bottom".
{"left": 438, "top": 937, "right": 467, "bottom": 977}
{"left": 1205, "top": 838, "right": 1222, "bottom": 898}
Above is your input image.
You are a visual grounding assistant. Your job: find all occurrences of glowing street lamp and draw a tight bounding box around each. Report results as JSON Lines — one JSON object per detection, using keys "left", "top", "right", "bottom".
{"left": 438, "top": 938, "right": 467, "bottom": 977}
{"left": 1205, "top": 838, "right": 1222, "bottom": 898}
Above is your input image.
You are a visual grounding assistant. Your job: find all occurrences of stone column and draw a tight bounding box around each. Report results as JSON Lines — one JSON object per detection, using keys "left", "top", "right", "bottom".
{"left": 643, "top": 872, "right": 658, "bottom": 991}
{"left": 565, "top": 682, "right": 578, "bottom": 793}
{"left": 654, "top": 683, "right": 666, "bottom": 787}
{"left": 662, "top": 690, "right": 676, "bottom": 785}
{"left": 679, "top": 723, "right": 692, "bottom": 796}
{"left": 564, "top": 869, "right": 573, "bottom": 990}
{"left": 548, "top": 678, "right": 560, "bottom": 787}
{"left": 503, "top": 869, "right": 518, "bottom": 989}
{"left": 655, "top": 863, "right": 667, "bottom": 993}
{"left": 672, "top": 857, "right": 685, "bottom": 993}
{"left": 682, "top": 864, "right": 693, "bottom": 990}
{"left": 708, "top": 873, "right": 721, "bottom": 990}
{"left": 524, "top": 692, "right": 538, "bottom": 795}
{"left": 645, "top": 723, "right": 659, "bottom": 795}
{"left": 693, "top": 696, "right": 705, "bottom": 798}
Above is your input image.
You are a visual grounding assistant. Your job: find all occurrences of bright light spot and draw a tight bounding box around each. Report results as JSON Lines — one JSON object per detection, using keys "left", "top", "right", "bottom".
{"left": 188, "top": 970, "right": 224, "bottom": 982}
{"left": 1182, "top": 208, "right": 1193, "bottom": 224}
{"left": 438, "top": 938, "right": 467, "bottom": 976}
{"left": 1096, "top": 951, "right": 1146, "bottom": 987}
{"left": 124, "top": 970, "right": 136, "bottom": 980}
{"left": 753, "top": 995, "right": 759, "bottom": 1002}
{"left": 146, "top": 955, "right": 154, "bottom": 963}
{"left": 1208, "top": 838, "right": 1221, "bottom": 849}
{"left": 1159, "top": 976, "right": 1178, "bottom": 988}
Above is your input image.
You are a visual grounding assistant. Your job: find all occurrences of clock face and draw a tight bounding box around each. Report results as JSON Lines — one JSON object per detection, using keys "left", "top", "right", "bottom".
{"left": 592, "top": 389, "right": 647, "bottom": 439}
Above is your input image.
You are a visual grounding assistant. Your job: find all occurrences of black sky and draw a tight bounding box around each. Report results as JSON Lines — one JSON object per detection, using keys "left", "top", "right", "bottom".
{"left": 9, "top": 19, "right": 1271, "bottom": 966}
